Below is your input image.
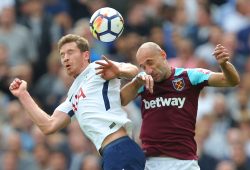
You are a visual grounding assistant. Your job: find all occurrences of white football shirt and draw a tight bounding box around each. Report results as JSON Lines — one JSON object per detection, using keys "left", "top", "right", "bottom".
{"left": 56, "top": 62, "right": 132, "bottom": 150}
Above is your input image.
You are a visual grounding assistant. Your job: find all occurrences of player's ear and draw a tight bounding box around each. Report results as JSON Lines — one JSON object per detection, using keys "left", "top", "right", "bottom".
{"left": 161, "top": 50, "right": 167, "bottom": 59}
{"left": 83, "top": 51, "right": 90, "bottom": 62}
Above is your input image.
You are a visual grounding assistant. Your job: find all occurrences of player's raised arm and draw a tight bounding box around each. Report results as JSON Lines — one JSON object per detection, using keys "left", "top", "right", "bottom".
{"left": 208, "top": 44, "right": 240, "bottom": 87}
{"left": 95, "top": 56, "right": 139, "bottom": 80}
{"left": 9, "top": 78, "right": 70, "bottom": 135}
{"left": 121, "top": 72, "right": 154, "bottom": 106}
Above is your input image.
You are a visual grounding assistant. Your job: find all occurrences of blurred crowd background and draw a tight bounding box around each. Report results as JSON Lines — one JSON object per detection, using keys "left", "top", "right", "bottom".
{"left": 0, "top": 0, "right": 249, "bottom": 169}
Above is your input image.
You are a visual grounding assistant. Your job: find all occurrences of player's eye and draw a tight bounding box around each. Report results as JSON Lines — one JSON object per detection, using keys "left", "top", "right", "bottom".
{"left": 60, "top": 53, "right": 65, "bottom": 59}
{"left": 67, "top": 50, "right": 74, "bottom": 55}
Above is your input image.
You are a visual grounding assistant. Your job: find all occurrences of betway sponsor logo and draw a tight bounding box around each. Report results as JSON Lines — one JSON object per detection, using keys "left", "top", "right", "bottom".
{"left": 143, "top": 97, "right": 186, "bottom": 109}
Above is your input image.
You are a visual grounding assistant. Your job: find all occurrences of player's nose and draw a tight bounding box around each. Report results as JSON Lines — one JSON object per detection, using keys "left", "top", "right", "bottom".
{"left": 145, "top": 66, "right": 153, "bottom": 75}
{"left": 62, "top": 55, "right": 69, "bottom": 63}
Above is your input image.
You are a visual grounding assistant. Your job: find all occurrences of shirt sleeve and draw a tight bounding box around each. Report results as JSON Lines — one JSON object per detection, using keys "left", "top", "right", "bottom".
{"left": 55, "top": 98, "right": 75, "bottom": 118}
{"left": 138, "top": 86, "right": 145, "bottom": 94}
{"left": 187, "top": 68, "right": 212, "bottom": 85}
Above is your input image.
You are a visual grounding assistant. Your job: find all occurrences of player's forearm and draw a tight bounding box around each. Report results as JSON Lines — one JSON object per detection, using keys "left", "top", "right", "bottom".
{"left": 118, "top": 63, "right": 139, "bottom": 79}
{"left": 17, "top": 91, "right": 54, "bottom": 134}
{"left": 120, "top": 80, "right": 142, "bottom": 106}
{"left": 220, "top": 61, "right": 240, "bottom": 86}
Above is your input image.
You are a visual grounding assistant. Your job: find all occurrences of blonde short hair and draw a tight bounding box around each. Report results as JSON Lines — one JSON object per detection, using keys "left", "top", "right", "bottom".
{"left": 58, "top": 34, "right": 89, "bottom": 52}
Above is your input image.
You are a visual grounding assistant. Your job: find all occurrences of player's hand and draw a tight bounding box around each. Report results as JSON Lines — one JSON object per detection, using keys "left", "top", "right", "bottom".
{"left": 213, "top": 44, "right": 230, "bottom": 65}
{"left": 9, "top": 78, "right": 27, "bottom": 97}
{"left": 95, "top": 55, "right": 120, "bottom": 80}
{"left": 133, "top": 72, "right": 154, "bottom": 94}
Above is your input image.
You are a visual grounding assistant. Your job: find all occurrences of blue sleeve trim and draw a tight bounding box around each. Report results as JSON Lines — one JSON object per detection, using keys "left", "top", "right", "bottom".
{"left": 69, "top": 95, "right": 73, "bottom": 102}
{"left": 174, "top": 68, "right": 185, "bottom": 76}
{"left": 187, "top": 68, "right": 211, "bottom": 85}
{"left": 138, "top": 86, "right": 144, "bottom": 94}
{"left": 68, "top": 110, "right": 75, "bottom": 117}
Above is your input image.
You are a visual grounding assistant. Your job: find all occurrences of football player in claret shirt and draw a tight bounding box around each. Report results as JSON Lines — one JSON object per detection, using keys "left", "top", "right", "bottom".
{"left": 98, "top": 42, "right": 240, "bottom": 170}
{"left": 9, "top": 34, "right": 146, "bottom": 170}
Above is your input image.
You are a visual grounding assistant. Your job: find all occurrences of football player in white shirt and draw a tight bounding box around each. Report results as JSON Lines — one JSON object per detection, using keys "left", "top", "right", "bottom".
{"left": 9, "top": 34, "right": 146, "bottom": 170}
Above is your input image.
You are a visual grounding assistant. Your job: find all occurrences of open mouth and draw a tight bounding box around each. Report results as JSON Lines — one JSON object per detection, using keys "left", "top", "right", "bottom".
{"left": 66, "top": 64, "right": 70, "bottom": 69}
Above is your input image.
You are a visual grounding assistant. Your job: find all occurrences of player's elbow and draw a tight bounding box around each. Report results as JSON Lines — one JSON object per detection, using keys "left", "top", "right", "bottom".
{"left": 230, "top": 76, "right": 240, "bottom": 87}
{"left": 120, "top": 91, "right": 133, "bottom": 106}
{"left": 121, "top": 95, "right": 128, "bottom": 106}
{"left": 40, "top": 128, "right": 55, "bottom": 135}
{"left": 121, "top": 99, "right": 129, "bottom": 106}
{"left": 43, "top": 129, "right": 56, "bottom": 135}
{"left": 231, "top": 80, "right": 240, "bottom": 87}
{"left": 39, "top": 124, "right": 57, "bottom": 135}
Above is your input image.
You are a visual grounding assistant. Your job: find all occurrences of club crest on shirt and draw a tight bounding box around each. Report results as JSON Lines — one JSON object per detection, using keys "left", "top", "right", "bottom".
{"left": 172, "top": 78, "right": 185, "bottom": 91}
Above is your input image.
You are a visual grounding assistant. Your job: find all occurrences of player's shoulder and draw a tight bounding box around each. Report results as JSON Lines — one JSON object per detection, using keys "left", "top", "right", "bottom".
{"left": 173, "top": 67, "right": 212, "bottom": 85}
{"left": 173, "top": 67, "right": 186, "bottom": 76}
{"left": 89, "top": 62, "right": 99, "bottom": 68}
{"left": 174, "top": 67, "right": 211, "bottom": 76}
{"left": 84, "top": 62, "right": 100, "bottom": 75}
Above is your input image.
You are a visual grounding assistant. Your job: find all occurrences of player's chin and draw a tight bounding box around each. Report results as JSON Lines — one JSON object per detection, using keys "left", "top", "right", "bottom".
{"left": 65, "top": 69, "right": 74, "bottom": 77}
{"left": 153, "top": 75, "right": 164, "bottom": 82}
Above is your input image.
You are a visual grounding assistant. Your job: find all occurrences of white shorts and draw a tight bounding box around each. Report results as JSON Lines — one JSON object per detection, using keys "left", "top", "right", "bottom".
{"left": 145, "top": 157, "right": 200, "bottom": 170}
